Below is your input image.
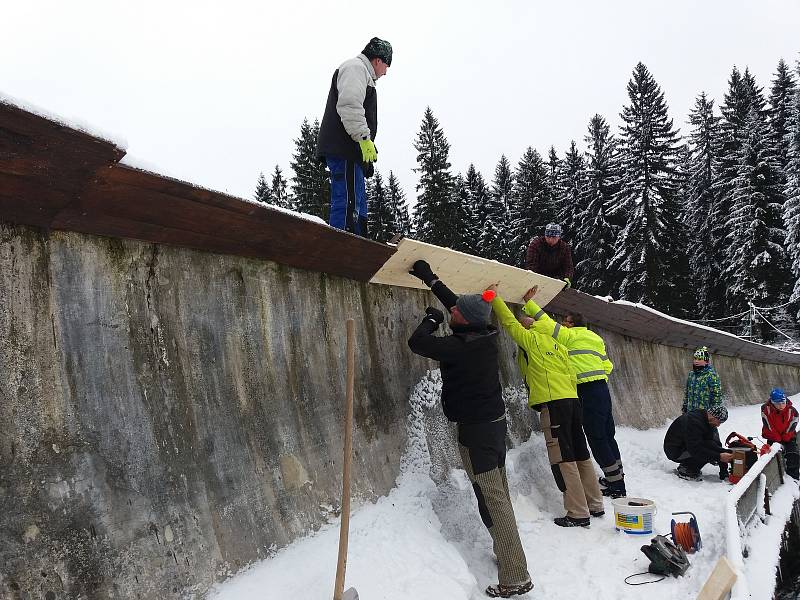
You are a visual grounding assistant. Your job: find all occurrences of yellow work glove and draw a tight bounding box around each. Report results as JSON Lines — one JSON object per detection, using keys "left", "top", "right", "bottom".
{"left": 358, "top": 139, "right": 377, "bottom": 163}
{"left": 563, "top": 277, "right": 572, "bottom": 288}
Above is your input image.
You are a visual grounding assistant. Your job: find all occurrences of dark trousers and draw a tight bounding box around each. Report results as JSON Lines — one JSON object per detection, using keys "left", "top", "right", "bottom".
{"left": 326, "top": 157, "right": 367, "bottom": 236}
{"left": 781, "top": 437, "right": 799, "bottom": 479}
{"left": 578, "top": 380, "right": 621, "bottom": 468}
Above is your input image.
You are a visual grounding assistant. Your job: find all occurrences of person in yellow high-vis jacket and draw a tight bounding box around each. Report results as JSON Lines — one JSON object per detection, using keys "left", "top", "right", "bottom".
{"left": 490, "top": 285, "right": 604, "bottom": 528}
{"left": 518, "top": 297, "right": 626, "bottom": 498}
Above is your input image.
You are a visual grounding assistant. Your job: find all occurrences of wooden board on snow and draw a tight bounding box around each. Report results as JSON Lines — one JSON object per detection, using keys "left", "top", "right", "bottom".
{"left": 696, "top": 555, "right": 737, "bottom": 600}
{"left": 369, "top": 238, "right": 565, "bottom": 307}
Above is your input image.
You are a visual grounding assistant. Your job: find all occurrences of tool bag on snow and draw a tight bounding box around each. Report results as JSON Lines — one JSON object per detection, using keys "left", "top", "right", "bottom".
{"left": 640, "top": 535, "right": 690, "bottom": 576}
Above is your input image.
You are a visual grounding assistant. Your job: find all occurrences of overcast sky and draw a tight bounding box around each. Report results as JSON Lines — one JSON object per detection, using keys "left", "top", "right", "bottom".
{"left": 3, "top": 1, "right": 799, "bottom": 206}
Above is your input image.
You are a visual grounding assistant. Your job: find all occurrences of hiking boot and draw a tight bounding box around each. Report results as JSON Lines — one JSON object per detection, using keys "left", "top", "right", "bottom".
{"left": 590, "top": 509, "right": 605, "bottom": 518}
{"left": 485, "top": 579, "right": 533, "bottom": 597}
{"left": 675, "top": 465, "right": 702, "bottom": 481}
{"left": 554, "top": 515, "right": 590, "bottom": 527}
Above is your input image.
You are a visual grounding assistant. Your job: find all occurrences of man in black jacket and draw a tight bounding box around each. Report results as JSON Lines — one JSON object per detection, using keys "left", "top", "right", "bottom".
{"left": 408, "top": 260, "right": 532, "bottom": 599}
{"left": 663, "top": 405, "right": 734, "bottom": 481}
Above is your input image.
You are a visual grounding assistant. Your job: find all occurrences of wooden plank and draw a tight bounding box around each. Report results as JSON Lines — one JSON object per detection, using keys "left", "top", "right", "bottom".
{"left": 369, "top": 238, "right": 565, "bottom": 306}
{"left": 696, "top": 555, "right": 737, "bottom": 600}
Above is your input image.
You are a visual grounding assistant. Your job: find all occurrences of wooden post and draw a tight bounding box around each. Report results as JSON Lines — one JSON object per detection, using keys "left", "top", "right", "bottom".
{"left": 333, "top": 319, "right": 356, "bottom": 600}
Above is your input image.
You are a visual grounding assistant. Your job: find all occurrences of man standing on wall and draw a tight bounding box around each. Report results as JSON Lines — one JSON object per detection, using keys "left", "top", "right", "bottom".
{"left": 525, "top": 223, "right": 574, "bottom": 288}
{"left": 407, "top": 260, "right": 532, "bottom": 599}
{"left": 560, "top": 312, "right": 626, "bottom": 498}
{"left": 490, "top": 285, "right": 605, "bottom": 529}
{"left": 682, "top": 346, "right": 728, "bottom": 480}
{"left": 317, "top": 37, "right": 391, "bottom": 237}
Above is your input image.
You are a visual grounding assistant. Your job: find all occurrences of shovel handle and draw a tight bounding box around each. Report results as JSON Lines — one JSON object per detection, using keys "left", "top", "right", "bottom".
{"left": 333, "top": 319, "right": 356, "bottom": 600}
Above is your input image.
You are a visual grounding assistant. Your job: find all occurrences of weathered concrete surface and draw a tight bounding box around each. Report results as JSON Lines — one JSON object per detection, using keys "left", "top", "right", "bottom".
{"left": 1, "top": 222, "right": 798, "bottom": 599}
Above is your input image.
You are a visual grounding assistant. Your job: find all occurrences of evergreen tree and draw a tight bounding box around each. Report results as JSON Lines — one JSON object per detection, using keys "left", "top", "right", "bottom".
{"left": 481, "top": 155, "right": 514, "bottom": 263}
{"left": 509, "top": 147, "right": 550, "bottom": 266}
{"left": 574, "top": 114, "right": 618, "bottom": 295}
{"left": 685, "top": 92, "right": 722, "bottom": 316}
{"left": 367, "top": 170, "right": 396, "bottom": 243}
{"left": 412, "top": 107, "right": 457, "bottom": 247}
{"left": 463, "top": 164, "right": 489, "bottom": 255}
{"left": 450, "top": 174, "right": 477, "bottom": 253}
{"left": 270, "top": 165, "right": 291, "bottom": 209}
{"left": 785, "top": 80, "right": 800, "bottom": 317}
{"left": 768, "top": 59, "right": 797, "bottom": 175}
{"left": 546, "top": 146, "right": 563, "bottom": 225}
{"left": 558, "top": 140, "right": 588, "bottom": 244}
{"left": 722, "top": 107, "right": 791, "bottom": 334}
{"left": 254, "top": 171, "right": 273, "bottom": 204}
{"left": 609, "top": 63, "right": 688, "bottom": 313}
{"left": 290, "top": 118, "right": 329, "bottom": 219}
{"left": 386, "top": 171, "right": 412, "bottom": 237}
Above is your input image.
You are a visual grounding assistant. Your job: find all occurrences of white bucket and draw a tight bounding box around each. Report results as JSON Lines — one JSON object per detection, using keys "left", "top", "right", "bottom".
{"left": 612, "top": 497, "right": 656, "bottom": 535}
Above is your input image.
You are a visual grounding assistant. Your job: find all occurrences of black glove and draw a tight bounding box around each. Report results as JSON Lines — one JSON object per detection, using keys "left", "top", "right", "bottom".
{"left": 424, "top": 306, "right": 445, "bottom": 326}
{"left": 719, "top": 463, "right": 729, "bottom": 480}
{"left": 409, "top": 260, "right": 437, "bottom": 287}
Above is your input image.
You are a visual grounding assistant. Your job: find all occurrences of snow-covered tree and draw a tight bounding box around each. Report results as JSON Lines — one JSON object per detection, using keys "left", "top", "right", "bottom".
{"left": 769, "top": 59, "right": 797, "bottom": 174}
{"left": 574, "top": 115, "right": 619, "bottom": 295}
{"left": 546, "top": 146, "right": 563, "bottom": 225}
{"left": 270, "top": 165, "right": 292, "bottom": 210}
{"left": 481, "top": 155, "right": 514, "bottom": 263}
{"left": 254, "top": 172, "right": 273, "bottom": 204}
{"left": 412, "top": 107, "right": 457, "bottom": 246}
{"left": 367, "top": 170, "right": 395, "bottom": 242}
{"left": 509, "top": 147, "right": 550, "bottom": 266}
{"left": 722, "top": 107, "right": 791, "bottom": 330}
{"left": 291, "top": 118, "right": 329, "bottom": 219}
{"left": 685, "top": 92, "right": 722, "bottom": 316}
{"left": 785, "top": 81, "right": 800, "bottom": 317}
{"left": 386, "top": 171, "right": 412, "bottom": 237}
{"left": 462, "top": 164, "right": 489, "bottom": 255}
{"left": 609, "top": 63, "right": 688, "bottom": 314}
{"left": 558, "top": 140, "right": 588, "bottom": 245}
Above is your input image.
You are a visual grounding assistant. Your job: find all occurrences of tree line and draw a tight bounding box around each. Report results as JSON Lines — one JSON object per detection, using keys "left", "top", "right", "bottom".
{"left": 255, "top": 58, "right": 800, "bottom": 342}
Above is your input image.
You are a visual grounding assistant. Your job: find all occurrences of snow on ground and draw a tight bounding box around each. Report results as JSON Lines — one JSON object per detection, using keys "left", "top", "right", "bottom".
{"left": 210, "top": 380, "right": 799, "bottom": 600}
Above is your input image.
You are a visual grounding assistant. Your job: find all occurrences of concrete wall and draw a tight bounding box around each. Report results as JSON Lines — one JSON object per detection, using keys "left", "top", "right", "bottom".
{"left": 1, "top": 222, "right": 798, "bottom": 599}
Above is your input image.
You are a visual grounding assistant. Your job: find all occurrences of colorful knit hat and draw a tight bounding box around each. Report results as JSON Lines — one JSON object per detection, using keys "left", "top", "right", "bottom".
{"left": 693, "top": 346, "right": 710, "bottom": 362}
{"left": 544, "top": 223, "right": 562, "bottom": 237}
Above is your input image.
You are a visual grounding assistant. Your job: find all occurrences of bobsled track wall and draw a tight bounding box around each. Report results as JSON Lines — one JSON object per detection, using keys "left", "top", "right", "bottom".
{"left": 2, "top": 222, "right": 800, "bottom": 600}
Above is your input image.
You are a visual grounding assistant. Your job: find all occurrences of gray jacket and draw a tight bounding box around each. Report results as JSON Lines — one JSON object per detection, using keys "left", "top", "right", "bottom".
{"left": 317, "top": 54, "right": 378, "bottom": 162}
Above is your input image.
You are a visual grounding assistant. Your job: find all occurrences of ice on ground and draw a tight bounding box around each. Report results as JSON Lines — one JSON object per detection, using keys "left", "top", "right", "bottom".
{"left": 210, "top": 381, "right": 799, "bottom": 600}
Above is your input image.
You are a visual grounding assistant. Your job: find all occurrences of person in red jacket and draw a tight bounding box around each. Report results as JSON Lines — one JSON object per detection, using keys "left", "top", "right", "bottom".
{"left": 761, "top": 387, "right": 799, "bottom": 479}
{"left": 525, "top": 223, "right": 574, "bottom": 287}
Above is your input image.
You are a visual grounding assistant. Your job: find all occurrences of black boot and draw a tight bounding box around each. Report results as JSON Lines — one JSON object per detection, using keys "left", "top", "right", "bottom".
{"left": 554, "top": 515, "right": 590, "bottom": 527}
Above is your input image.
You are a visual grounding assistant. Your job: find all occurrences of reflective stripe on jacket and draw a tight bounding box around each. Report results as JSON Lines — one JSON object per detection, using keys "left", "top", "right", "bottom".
{"left": 492, "top": 296, "right": 576, "bottom": 407}
{"left": 564, "top": 328, "right": 612, "bottom": 384}
{"left": 520, "top": 301, "right": 612, "bottom": 384}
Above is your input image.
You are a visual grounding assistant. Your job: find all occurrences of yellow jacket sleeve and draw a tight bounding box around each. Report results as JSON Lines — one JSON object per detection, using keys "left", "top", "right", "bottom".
{"left": 522, "top": 299, "right": 572, "bottom": 345}
{"left": 491, "top": 296, "right": 538, "bottom": 354}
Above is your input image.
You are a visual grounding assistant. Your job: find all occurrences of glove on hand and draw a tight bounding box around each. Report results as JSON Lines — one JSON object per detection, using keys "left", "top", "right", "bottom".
{"left": 409, "top": 260, "right": 437, "bottom": 286}
{"left": 358, "top": 139, "right": 377, "bottom": 163}
{"left": 424, "top": 306, "right": 445, "bottom": 326}
{"left": 719, "top": 463, "right": 729, "bottom": 480}
{"left": 563, "top": 277, "right": 572, "bottom": 288}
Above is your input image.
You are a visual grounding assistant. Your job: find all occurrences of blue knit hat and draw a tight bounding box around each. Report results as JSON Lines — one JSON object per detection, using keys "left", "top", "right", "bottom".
{"left": 770, "top": 388, "right": 787, "bottom": 403}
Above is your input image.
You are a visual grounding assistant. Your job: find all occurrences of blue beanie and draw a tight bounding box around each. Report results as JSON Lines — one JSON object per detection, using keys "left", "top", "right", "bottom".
{"left": 770, "top": 388, "right": 787, "bottom": 403}
{"left": 545, "top": 223, "right": 562, "bottom": 237}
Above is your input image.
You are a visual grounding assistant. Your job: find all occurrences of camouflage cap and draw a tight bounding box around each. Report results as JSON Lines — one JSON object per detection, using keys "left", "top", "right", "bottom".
{"left": 362, "top": 37, "right": 392, "bottom": 66}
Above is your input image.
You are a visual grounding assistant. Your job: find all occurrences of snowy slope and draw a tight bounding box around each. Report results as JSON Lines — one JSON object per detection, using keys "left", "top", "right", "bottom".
{"left": 210, "top": 379, "right": 799, "bottom": 600}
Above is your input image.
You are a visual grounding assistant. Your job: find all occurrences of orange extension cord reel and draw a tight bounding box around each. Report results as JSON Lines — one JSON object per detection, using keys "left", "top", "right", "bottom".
{"left": 670, "top": 511, "right": 702, "bottom": 553}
